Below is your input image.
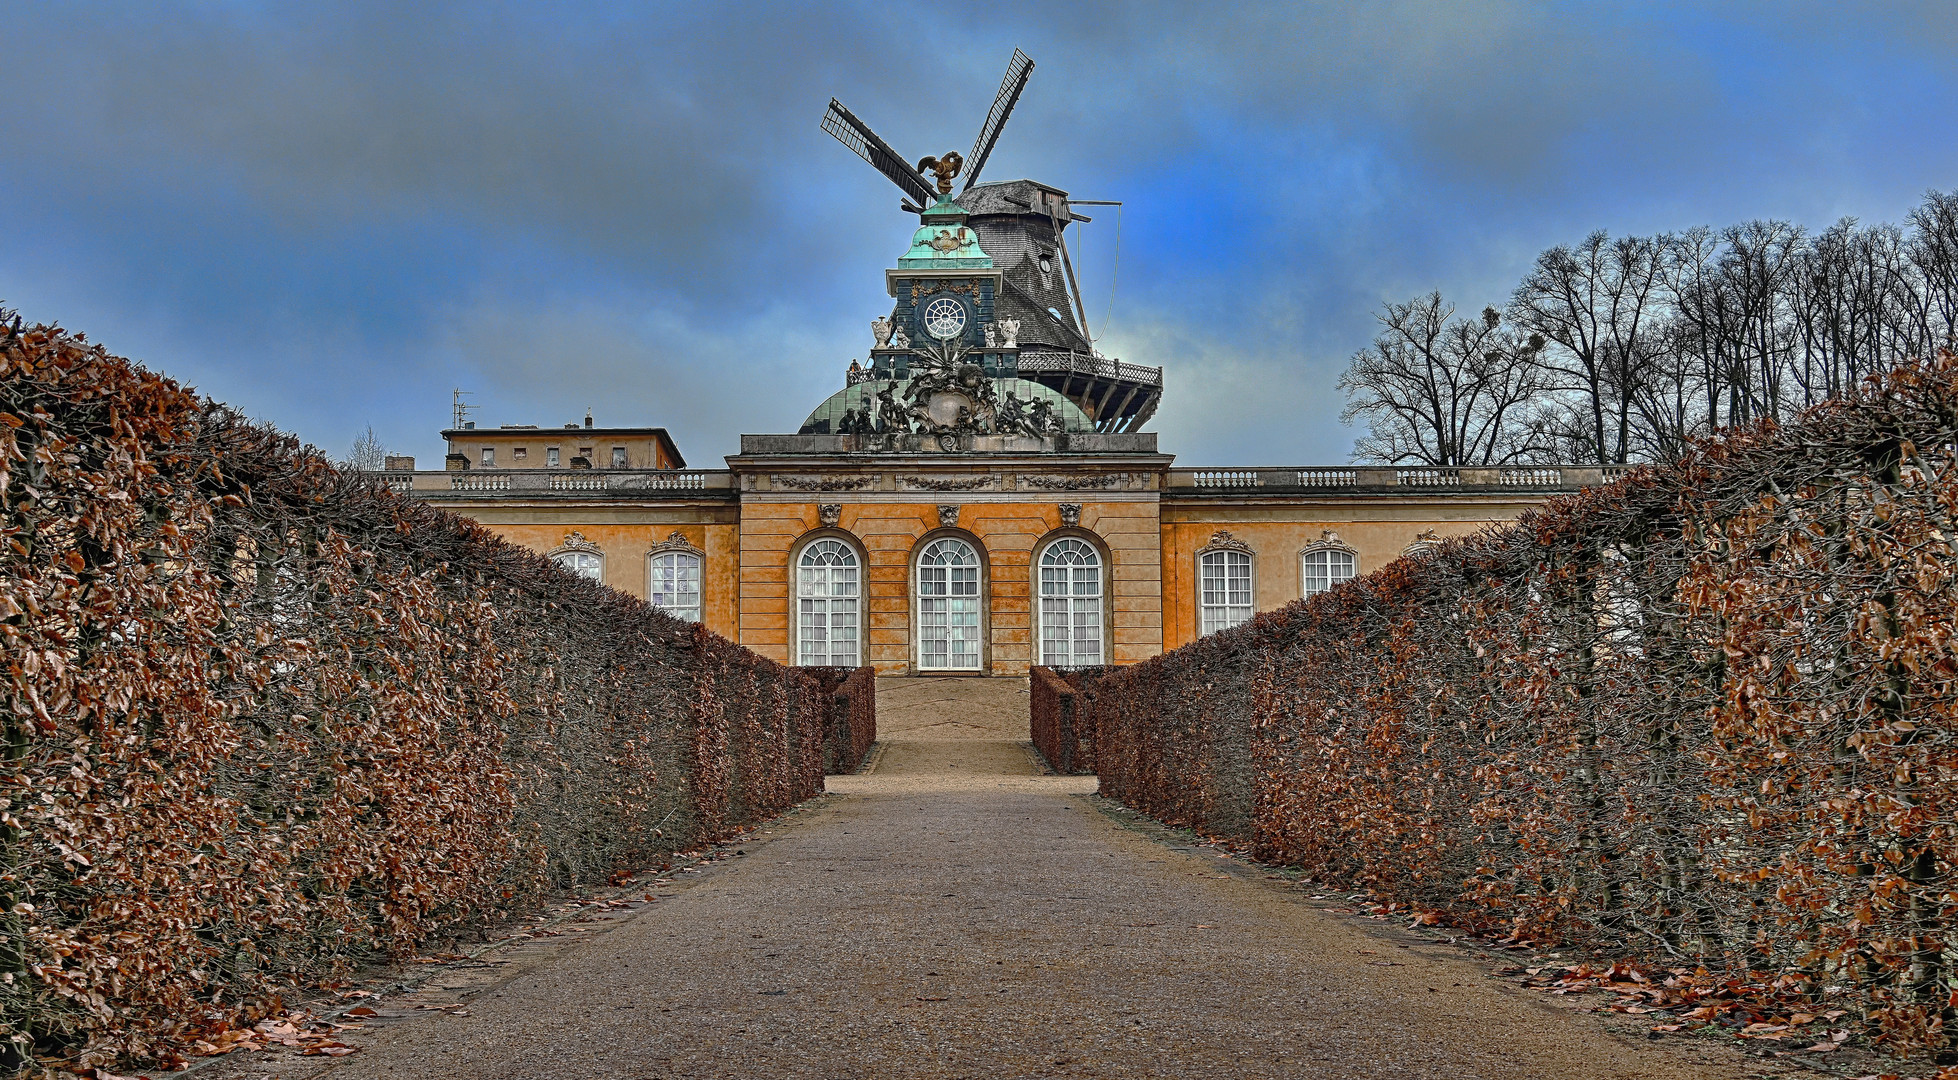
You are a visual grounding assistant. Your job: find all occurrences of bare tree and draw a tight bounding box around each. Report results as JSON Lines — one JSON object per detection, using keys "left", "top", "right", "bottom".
{"left": 1508, "top": 232, "right": 1669, "bottom": 465}
{"left": 1340, "top": 293, "right": 1549, "bottom": 466}
{"left": 343, "top": 424, "right": 389, "bottom": 472}
{"left": 1342, "top": 189, "right": 1958, "bottom": 468}
{"left": 1906, "top": 190, "right": 1958, "bottom": 353}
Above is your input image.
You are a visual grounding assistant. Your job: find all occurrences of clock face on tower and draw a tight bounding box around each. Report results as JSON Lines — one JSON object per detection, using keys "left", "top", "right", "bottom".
{"left": 922, "top": 297, "right": 967, "bottom": 340}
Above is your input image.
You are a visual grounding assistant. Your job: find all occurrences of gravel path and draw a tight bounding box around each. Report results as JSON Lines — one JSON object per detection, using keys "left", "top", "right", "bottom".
{"left": 266, "top": 677, "right": 1751, "bottom": 1079}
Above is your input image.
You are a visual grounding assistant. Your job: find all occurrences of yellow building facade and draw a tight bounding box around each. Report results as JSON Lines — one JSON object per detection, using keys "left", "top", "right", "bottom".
{"left": 394, "top": 185, "right": 1615, "bottom": 675}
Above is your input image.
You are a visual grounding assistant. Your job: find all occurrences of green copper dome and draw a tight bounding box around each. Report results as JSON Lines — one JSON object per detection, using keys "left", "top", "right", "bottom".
{"left": 898, "top": 193, "right": 994, "bottom": 269}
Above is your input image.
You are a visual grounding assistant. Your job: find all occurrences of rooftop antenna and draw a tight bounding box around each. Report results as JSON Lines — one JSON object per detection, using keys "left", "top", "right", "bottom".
{"left": 451, "top": 388, "right": 475, "bottom": 429}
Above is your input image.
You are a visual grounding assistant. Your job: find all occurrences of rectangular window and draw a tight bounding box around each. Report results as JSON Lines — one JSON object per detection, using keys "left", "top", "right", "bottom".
{"left": 611, "top": 446, "right": 628, "bottom": 468}
{"left": 513, "top": 447, "right": 527, "bottom": 461}
{"left": 480, "top": 447, "right": 495, "bottom": 467}
{"left": 547, "top": 447, "right": 560, "bottom": 467}
{"left": 1199, "top": 549, "right": 1253, "bottom": 635}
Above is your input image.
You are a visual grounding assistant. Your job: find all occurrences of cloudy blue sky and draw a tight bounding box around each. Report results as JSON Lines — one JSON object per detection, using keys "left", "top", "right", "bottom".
{"left": 5, "top": 2, "right": 1958, "bottom": 467}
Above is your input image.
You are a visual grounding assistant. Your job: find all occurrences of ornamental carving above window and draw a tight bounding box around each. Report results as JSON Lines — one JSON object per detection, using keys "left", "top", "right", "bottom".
{"left": 1201, "top": 530, "right": 1253, "bottom": 554}
{"left": 1299, "top": 529, "right": 1355, "bottom": 556}
{"left": 549, "top": 531, "right": 603, "bottom": 558}
{"left": 646, "top": 530, "right": 702, "bottom": 557}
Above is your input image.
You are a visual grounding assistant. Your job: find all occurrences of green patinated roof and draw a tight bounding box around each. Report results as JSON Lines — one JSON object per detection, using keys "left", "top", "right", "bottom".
{"left": 799, "top": 377, "right": 1089, "bottom": 435}
{"left": 897, "top": 194, "right": 994, "bottom": 269}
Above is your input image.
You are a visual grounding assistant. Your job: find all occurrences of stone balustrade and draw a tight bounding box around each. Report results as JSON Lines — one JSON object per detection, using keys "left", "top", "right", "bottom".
{"left": 1165, "top": 464, "right": 1623, "bottom": 493}
{"left": 379, "top": 469, "right": 734, "bottom": 497}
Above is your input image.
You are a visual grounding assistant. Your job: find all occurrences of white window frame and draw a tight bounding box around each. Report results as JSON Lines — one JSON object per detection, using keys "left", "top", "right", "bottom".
{"left": 480, "top": 446, "right": 495, "bottom": 468}
{"left": 1300, "top": 531, "right": 1358, "bottom": 597}
{"left": 611, "top": 446, "right": 628, "bottom": 468}
{"left": 1037, "top": 537, "right": 1104, "bottom": 668}
{"left": 546, "top": 446, "right": 560, "bottom": 467}
{"left": 647, "top": 532, "right": 704, "bottom": 623}
{"left": 796, "top": 537, "right": 861, "bottom": 667}
{"left": 1196, "top": 532, "right": 1254, "bottom": 636}
{"left": 548, "top": 532, "right": 604, "bottom": 583}
{"left": 916, "top": 536, "right": 983, "bottom": 671}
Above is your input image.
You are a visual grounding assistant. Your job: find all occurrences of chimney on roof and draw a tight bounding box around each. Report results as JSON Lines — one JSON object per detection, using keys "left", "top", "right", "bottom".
{"left": 584, "top": 410, "right": 594, "bottom": 429}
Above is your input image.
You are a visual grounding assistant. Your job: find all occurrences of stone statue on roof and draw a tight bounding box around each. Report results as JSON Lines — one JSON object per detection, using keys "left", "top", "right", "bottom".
{"left": 875, "top": 388, "right": 910, "bottom": 434}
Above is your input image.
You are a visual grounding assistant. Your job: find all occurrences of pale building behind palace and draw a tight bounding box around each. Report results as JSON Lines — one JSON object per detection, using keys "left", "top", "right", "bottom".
{"left": 390, "top": 178, "right": 1622, "bottom": 676}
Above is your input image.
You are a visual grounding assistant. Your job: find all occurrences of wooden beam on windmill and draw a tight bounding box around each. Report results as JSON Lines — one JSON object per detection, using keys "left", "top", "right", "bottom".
{"left": 821, "top": 98, "right": 938, "bottom": 211}
{"left": 963, "top": 49, "right": 1034, "bottom": 192}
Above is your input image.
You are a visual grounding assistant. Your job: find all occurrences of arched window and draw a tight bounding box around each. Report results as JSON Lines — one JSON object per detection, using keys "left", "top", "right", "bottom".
{"left": 1301, "top": 548, "right": 1355, "bottom": 595}
{"left": 555, "top": 550, "right": 603, "bottom": 581}
{"left": 1039, "top": 538, "right": 1103, "bottom": 668}
{"left": 1197, "top": 532, "right": 1254, "bottom": 636}
{"left": 797, "top": 539, "right": 860, "bottom": 666}
{"left": 649, "top": 551, "right": 702, "bottom": 622}
{"left": 1301, "top": 531, "right": 1358, "bottom": 597}
{"left": 549, "top": 532, "right": 604, "bottom": 583}
{"left": 917, "top": 537, "right": 982, "bottom": 671}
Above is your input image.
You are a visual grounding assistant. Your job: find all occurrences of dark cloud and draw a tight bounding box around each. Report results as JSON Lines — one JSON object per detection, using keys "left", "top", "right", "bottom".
{"left": 3, "top": 2, "right": 1957, "bottom": 467}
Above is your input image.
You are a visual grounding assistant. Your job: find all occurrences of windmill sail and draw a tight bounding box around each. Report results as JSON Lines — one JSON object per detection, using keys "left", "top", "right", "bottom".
{"left": 822, "top": 99, "right": 936, "bottom": 207}
{"left": 963, "top": 49, "right": 1034, "bottom": 191}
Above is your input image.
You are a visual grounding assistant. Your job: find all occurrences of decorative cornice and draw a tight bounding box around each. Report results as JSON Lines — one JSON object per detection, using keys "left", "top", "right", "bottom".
{"left": 647, "top": 530, "right": 702, "bottom": 557}
{"left": 898, "top": 474, "right": 996, "bottom": 492}
{"left": 1200, "top": 530, "right": 1253, "bottom": 555}
{"left": 769, "top": 474, "right": 878, "bottom": 492}
{"left": 1018, "top": 472, "right": 1131, "bottom": 491}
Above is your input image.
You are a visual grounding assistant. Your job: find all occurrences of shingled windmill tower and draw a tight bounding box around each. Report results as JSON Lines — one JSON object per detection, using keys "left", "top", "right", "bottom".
{"left": 820, "top": 50, "right": 1161, "bottom": 433}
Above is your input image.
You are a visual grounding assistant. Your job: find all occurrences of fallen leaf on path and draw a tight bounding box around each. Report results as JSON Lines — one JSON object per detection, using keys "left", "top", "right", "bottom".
{"left": 344, "top": 1006, "right": 379, "bottom": 1017}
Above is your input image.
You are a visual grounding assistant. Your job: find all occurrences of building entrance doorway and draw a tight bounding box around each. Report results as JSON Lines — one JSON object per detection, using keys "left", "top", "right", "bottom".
{"left": 917, "top": 537, "right": 982, "bottom": 671}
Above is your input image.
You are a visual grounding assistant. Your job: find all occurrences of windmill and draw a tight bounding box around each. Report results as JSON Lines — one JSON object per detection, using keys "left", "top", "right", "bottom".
{"left": 819, "top": 50, "right": 1161, "bottom": 433}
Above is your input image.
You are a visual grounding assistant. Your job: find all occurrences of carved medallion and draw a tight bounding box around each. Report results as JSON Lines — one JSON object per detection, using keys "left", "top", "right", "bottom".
{"left": 819, "top": 504, "right": 842, "bottom": 527}
{"left": 1058, "top": 503, "right": 1082, "bottom": 528}
{"left": 937, "top": 504, "right": 961, "bottom": 529}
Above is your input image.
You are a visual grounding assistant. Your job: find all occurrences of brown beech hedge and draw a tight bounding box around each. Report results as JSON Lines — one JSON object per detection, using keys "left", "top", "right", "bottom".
{"left": 0, "top": 317, "right": 847, "bottom": 1073}
{"left": 804, "top": 665, "right": 877, "bottom": 774}
{"left": 1030, "top": 666, "right": 1097, "bottom": 775}
{"left": 1076, "top": 353, "right": 1958, "bottom": 1051}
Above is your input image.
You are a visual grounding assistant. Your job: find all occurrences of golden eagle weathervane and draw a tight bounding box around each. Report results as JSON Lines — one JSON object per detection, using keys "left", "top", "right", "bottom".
{"left": 916, "top": 152, "right": 964, "bottom": 195}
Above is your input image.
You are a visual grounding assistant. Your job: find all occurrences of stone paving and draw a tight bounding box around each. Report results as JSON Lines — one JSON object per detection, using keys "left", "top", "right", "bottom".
{"left": 230, "top": 676, "right": 1758, "bottom": 1079}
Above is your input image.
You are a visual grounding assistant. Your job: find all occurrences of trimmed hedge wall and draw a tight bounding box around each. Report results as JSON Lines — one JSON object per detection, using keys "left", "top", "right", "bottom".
{"left": 1075, "top": 354, "right": 1958, "bottom": 1052}
{"left": 0, "top": 317, "right": 831, "bottom": 1073}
